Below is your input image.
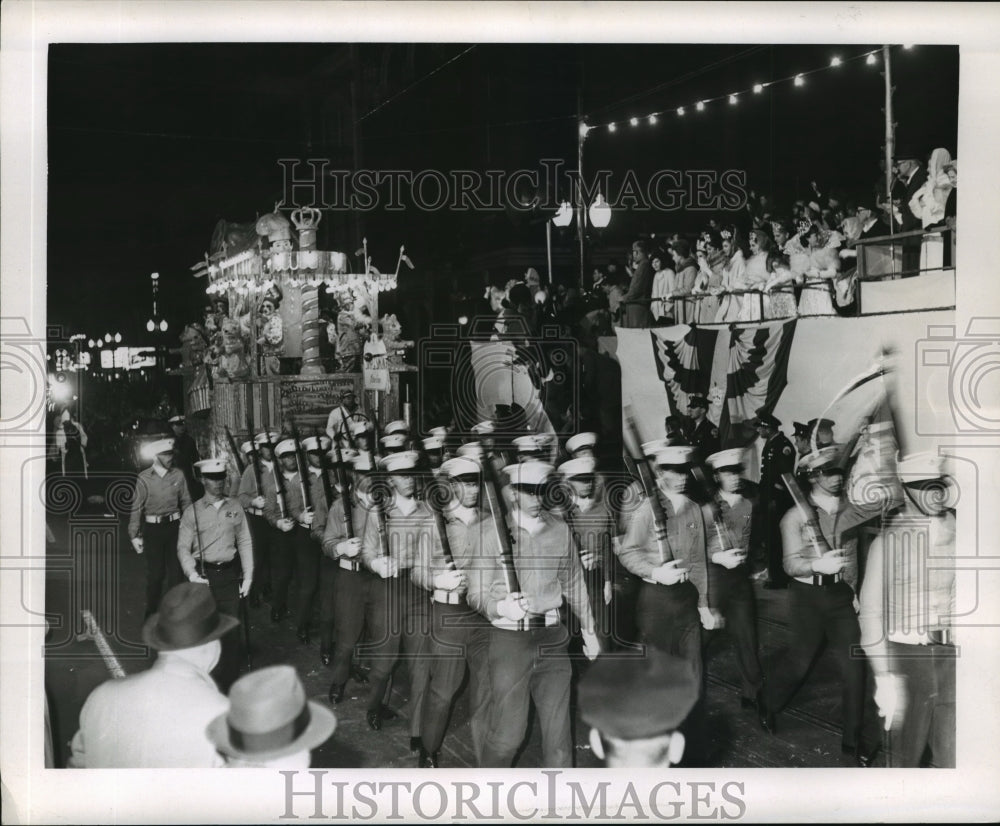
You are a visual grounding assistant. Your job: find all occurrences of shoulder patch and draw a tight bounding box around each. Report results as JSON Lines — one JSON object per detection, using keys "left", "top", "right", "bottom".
{"left": 711, "top": 427, "right": 719, "bottom": 436}
{"left": 783, "top": 446, "right": 793, "bottom": 455}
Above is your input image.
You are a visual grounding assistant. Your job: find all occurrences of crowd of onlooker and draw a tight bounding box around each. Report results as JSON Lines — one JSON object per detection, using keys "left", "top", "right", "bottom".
{"left": 586, "top": 147, "right": 956, "bottom": 328}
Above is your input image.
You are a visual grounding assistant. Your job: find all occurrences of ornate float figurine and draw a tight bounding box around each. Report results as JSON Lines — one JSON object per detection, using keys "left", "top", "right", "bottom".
{"left": 379, "top": 313, "right": 414, "bottom": 369}
{"left": 256, "top": 287, "right": 285, "bottom": 376}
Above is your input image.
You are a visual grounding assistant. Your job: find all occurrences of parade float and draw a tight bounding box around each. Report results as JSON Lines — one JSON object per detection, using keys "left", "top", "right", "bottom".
{"left": 174, "top": 205, "right": 416, "bottom": 460}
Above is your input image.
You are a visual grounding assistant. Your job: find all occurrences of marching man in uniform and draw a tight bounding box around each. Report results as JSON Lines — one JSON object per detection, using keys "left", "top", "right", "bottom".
{"left": 324, "top": 452, "right": 377, "bottom": 704}
{"left": 235, "top": 431, "right": 279, "bottom": 607}
{"left": 468, "top": 460, "right": 600, "bottom": 768}
{"left": 293, "top": 435, "right": 334, "bottom": 645}
{"left": 176, "top": 458, "right": 253, "bottom": 691}
{"left": 752, "top": 411, "right": 795, "bottom": 590}
{"left": 264, "top": 439, "right": 306, "bottom": 624}
{"left": 411, "top": 455, "right": 493, "bottom": 767}
{"left": 129, "top": 437, "right": 192, "bottom": 619}
{"left": 702, "top": 448, "right": 765, "bottom": 714}
{"left": 859, "top": 452, "right": 956, "bottom": 767}
{"left": 760, "top": 446, "right": 880, "bottom": 766}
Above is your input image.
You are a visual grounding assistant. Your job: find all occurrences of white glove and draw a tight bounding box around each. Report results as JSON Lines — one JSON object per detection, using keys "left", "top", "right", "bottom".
{"left": 581, "top": 629, "right": 600, "bottom": 661}
{"left": 239, "top": 577, "right": 252, "bottom": 598}
{"left": 336, "top": 537, "right": 362, "bottom": 558}
{"left": 251, "top": 496, "right": 266, "bottom": 509}
{"left": 188, "top": 571, "right": 210, "bottom": 585}
{"left": 371, "top": 556, "right": 398, "bottom": 579}
{"left": 812, "top": 549, "right": 846, "bottom": 575}
{"left": 497, "top": 593, "right": 528, "bottom": 622}
{"left": 712, "top": 548, "right": 746, "bottom": 570}
{"left": 699, "top": 606, "right": 724, "bottom": 631}
{"left": 873, "top": 673, "right": 903, "bottom": 731}
{"left": 651, "top": 560, "right": 689, "bottom": 585}
{"left": 131, "top": 537, "right": 144, "bottom": 554}
{"left": 299, "top": 509, "right": 315, "bottom": 527}
{"left": 579, "top": 550, "right": 597, "bottom": 571}
{"left": 433, "top": 568, "right": 465, "bottom": 591}
{"left": 277, "top": 518, "right": 295, "bottom": 533}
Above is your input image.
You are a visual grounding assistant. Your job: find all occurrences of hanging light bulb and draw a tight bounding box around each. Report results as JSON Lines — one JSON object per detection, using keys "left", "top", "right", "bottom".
{"left": 830, "top": 56, "right": 842, "bottom": 67}
{"left": 579, "top": 121, "right": 590, "bottom": 138}
{"left": 753, "top": 83, "right": 764, "bottom": 93}
{"left": 629, "top": 117, "right": 638, "bottom": 126}
{"left": 608, "top": 123, "right": 616, "bottom": 132}
{"left": 696, "top": 101, "right": 705, "bottom": 111}
{"left": 676, "top": 106, "right": 685, "bottom": 116}
{"left": 114, "top": 332, "right": 122, "bottom": 343}
{"left": 159, "top": 320, "right": 168, "bottom": 332}
{"left": 729, "top": 94, "right": 738, "bottom": 105}
{"left": 794, "top": 74, "right": 805, "bottom": 86}
{"left": 104, "top": 333, "right": 112, "bottom": 343}
{"left": 866, "top": 53, "right": 877, "bottom": 65}
{"left": 588, "top": 193, "right": 612, "bottom": 229}
{"left": 87, "top": 339, "right": 95, "bottom": 348}
{"left": 146, "top": 320, "right": 155, "bottom": 332}
{"left": 648, "top": 114, "right": 658, "bottom": 124}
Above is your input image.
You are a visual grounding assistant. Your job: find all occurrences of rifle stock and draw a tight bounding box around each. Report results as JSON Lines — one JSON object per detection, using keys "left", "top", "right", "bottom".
{"left": 782, "top": 472, "right": 833, "bottom": 554}
{"left": 624, "top": 411, "right": 671, "bottom": 564}
{"left": 481, "top": 453, "right": 521, "bottom": 596}
{"left": 224, "top": 427, "right": 246, "bottom": 475}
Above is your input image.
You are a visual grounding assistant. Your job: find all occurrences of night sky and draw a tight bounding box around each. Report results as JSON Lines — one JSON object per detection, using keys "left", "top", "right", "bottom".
{"left": 47, "top": 43, "right": 958, "bottom": 342}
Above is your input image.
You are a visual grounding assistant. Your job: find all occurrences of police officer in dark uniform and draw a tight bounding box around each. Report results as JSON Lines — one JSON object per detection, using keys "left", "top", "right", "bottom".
{"left": 169, "top": 415, "right": 202, "bottom": 499}
{"left": 752, "top": 411, "right": 795, "bottom": 589}
{"left": 684, "top": 396, "right": 719, "bottom": 458}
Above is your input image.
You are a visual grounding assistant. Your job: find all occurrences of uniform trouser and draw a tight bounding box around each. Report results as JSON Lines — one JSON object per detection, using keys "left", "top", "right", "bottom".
{"left": 330, "top": 565, "right": 377, "bottom": 687}
{"left": 481, "top": 624, "right": 572, "bottom": 768}
{"left": 759, "top": 497, "right": 789, "bottom": 585}
{"left": 269, "top": 525, "right": 296, "bottom": 616}
{"left": 246, "top": 513, "right": 271, "bottom": 596}
{"left": 363, "top": 571, "right": 431, "bottom": 721}
{"left": 635, "top": 579, "right": 706, "bottom": 761}
{"left": 766, "top": 580, "right": 869, "bottom": 749}
{"left": 703, "top": 566, "right": 763, "bottom": 699}
{"left": 318, "top": 555, "right": 339, "bottom": 651}
{"left": 143, "top": 521, "right": 182, "bottom": 618}
{"left": 419, "top": 602, "right": 492, "bottom": 760}
{"left": 292, "top": 527, "right": 321, "bottom": 629}
{"left": 204, "top": 559, "right": 243, "bottom": 693}
{"left": 884, "top": 641, "right": 956, "bottom": 767}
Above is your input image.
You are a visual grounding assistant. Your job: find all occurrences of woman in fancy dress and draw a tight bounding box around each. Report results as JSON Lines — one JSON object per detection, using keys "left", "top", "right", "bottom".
{"left": 712, "top": 226, "right": 748, "bottom": 324}
{"left": 691, "top": 231, "right": 725, "bottom": 324}
{"left": 909, "top": 147, "right": 954, "bottom": 272}
{"left": 796, "top": 224, "right": 840, "bottom": 316}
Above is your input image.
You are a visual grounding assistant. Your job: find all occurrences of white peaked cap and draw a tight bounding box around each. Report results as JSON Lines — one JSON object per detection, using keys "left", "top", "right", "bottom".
{"left": 706, "top": 448, "right": 745, "bottom": 469}
{"left": 384, "top": 420, "right": 409, "bottom": 435}
{"left": 254, "top": 431, "right": 280, "bottom": 447}
{"left": 274, "top": 439, "right": 297, "bottom": 457}
{"left": 513, "top": 433, "right": 551, "bottom": 453}
{"left": 471, "top": 421, "right": 495, "bottom": 435}
{"left": 301, "top": 436, "right": 331, "bottom": 453}
{"left": 148, "top": 438, "right": 176, "bottom": 455}
{"left": 239, "top": 440, "right": 254, "bottom": 455}
{"left": 440, "top": 457, "right": 481, "bottom": 478}
{"left": 379, "top": 450, "right": 420, "bottom": 473}
{"left": 557, "top": 457, "right": 597, "bottom": 477}
{"left": 195, "top": 458, "right": 227, "bottom": 474}
{"left": 504, "top": 461, "right": 553, "bottom": 487}
{"left": 896, "top": 451, "right": 946, "bottom": 482}
{"left": 351, "top": 452, "right": 374, "bottom": 472}
{"left": 380, "top": 433, "right": 408, "bottom": 449}
{"left": 457, "top": 442, "right": 485, "bottom": 459}
{"left": 566, "top": 432, "right": 598, "bottom": 454}
{"left": 652, "top": 446, "right": 697, "bottom": 466}
{"left": 641, "top": 438, "right": 670, "bottom": 457}
{"left": 423, "top": 436, "right": 445, "bottom": 451}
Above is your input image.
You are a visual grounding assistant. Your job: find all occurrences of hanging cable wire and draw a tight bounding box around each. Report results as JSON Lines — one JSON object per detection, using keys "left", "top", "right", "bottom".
{"left": 356, "top": 45, "right": 478, "bottom": 124}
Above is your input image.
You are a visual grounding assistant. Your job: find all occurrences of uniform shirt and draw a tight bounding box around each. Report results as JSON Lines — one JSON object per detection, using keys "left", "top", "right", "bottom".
{"left": 321, "top": 490, "right": 372, "bottom": 560}
{"left": 780, "top": 490, "right": 859, "bottom": 590}
{"left": 306, "top": 467, "right": 339, "bottom": 540}
{"left": 360, "top": 494, "right": 438, "bottom": 573}
{"left": 411, "top": 502, "right": 488, "bottom": 597}
{"left": 235, "top": 458, "right": 271, "bottom": 508}
{"left": 128, "top": 464, "right": 192, "bottom": 539}
{"left": 859, "top": 505, "right": 956, "bottom": 665}
{"left": 562, "top": 495, "right": 615, "bottom": 576}
{"left": 68, "top": 654, "right": 228, "bottom": 768}
{"left": 705, "top": 490, "right": 753, "bottom": 555}
{"left": 177, "top": 496, "right": 254, "bottom": 580}
{"left": 262, "top": 466, "right": 306, "bottom": 526}
{"left": 617, "top": 492, "right": 711, "bottom": 608}
{"left": 685, "top": 417, "right": 720, "bottom": 457}
{"left": 467, "top": 510, "right": 594, "bottom": 630}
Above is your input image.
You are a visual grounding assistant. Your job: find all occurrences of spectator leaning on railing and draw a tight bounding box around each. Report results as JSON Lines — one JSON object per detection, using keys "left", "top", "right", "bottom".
{"left": 713, "top": 226, "right": 749, "bottom": 324}
{"left": 692, "top": 231, "right": 725, "bottom": 324}
{"left": 667, "top": 239, "right": 698, "bottom": 325}
{"left": 650, "top": 249, "right": 675, "bottom": 325}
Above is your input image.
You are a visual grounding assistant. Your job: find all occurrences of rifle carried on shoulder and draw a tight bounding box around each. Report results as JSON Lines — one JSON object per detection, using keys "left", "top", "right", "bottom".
{"left": 224, "top": 426, "right": 246, "bottom": 475}
{"left": 413, "top": 438, "right": 456, "bottom": 570}
{"left": 782, "top": 472, "right": 833, "bottom": 554}
{"left": 480, "top": 450, "right": 522, "bottom": 604}
{"left": 262, "top": 430, "right": 287, "bottom": 518}
{"left": 624, "top": 408, "right": 671, "bottom": 564}
{"left": 287, "top": 416, "right": 310, "bottom": 518}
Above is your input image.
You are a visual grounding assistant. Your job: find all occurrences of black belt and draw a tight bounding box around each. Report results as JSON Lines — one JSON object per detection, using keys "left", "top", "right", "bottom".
{"left": 201, "top": 557, "right": 239, "bottom": 571}
{"left": 812, "top": 573, "right": 842, "bottom": 587}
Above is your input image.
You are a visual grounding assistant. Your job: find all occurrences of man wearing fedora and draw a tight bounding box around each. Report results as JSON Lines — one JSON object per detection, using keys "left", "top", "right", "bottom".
{"left": 580, "top": 648, "right": 700, "bottom": 768}
{"left": 69, "top": 583, "right": 234, "bottom": 767}
{"left": 209, "top": 665, "right": 336, "bottom": 768}
{"left": 859, "top": 452, "right": 956, "bottom": 767}
{"left": 468, "top": 460, "right": 600, "bottom": 768}
{"left": 760, "top": 446, "right": 880, "bottom": 766}
{"left": 177, "top": 458, "right": 254, "bottom": 692}
{"left": 128, "top": 437, "right": 192, "bottom": 619}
